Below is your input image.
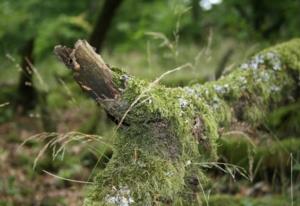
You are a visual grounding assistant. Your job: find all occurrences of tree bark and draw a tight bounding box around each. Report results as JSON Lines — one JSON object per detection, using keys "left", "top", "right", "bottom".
{"left": 54, "top": 39, "right": 300, "bottom": 205}
{"left": 89, "top": 0, "right": 123, "bottom": 52}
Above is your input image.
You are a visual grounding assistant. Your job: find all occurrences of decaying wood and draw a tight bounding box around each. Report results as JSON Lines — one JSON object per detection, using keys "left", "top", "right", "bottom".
{"left": 54, "top": 40, "right": 119, "bottom": 101}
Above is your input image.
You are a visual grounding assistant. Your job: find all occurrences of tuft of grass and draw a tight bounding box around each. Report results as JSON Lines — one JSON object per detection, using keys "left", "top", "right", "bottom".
{"left": 18, "top": 132, "right": 113, "bottom": 171}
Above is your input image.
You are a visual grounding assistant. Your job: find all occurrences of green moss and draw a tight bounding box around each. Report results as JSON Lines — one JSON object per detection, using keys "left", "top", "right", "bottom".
{"left": 207, "top": 195, "right": 292, "bottom": 206}
{"left": 87, "top": 154, "right": 185, "bottom": 205}
{"left": 219, "top": 136, "right": 300, "bottom": 173}
{"left": 84, "top": 39, "right": 300, "bottom": 205}
{"left": 266, "top": 102, "right": 300, "bottom": 136}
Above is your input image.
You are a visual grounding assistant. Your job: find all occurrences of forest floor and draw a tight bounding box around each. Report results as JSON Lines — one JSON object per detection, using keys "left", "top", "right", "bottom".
{"left": 0, "top": 111, "right": 89, "bottom": 205}
{"left": 0, "top": 101, "right": 297, "bottom": 205}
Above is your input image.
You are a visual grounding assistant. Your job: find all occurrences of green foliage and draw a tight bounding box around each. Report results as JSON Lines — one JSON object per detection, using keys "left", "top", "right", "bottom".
{"left": 101, "top": 0, "right": 300, "bottom": 51}
{"left": 106, "top": 0, "right": 198, "bottom": 51}
{"left": 0, "top": 0, "right": 96, "bottom": 57}
{"left": 35, "top": 14, "right": 91, "bottom": 59}
{"left": 266, "top": 102, "right": 300, "bottom": 137}
{"left": 1, "top": 0, "right": 300, "bottom": 57}
{"left": 205, "top": 0, "right": 300, "bottom": 41}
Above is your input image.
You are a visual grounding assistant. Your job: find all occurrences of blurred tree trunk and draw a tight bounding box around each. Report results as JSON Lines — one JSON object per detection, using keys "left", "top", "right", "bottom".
{"left": 16, "top": 38, "right": 37, "bottom": 114}
{"left": 55, "top": 39, "right": 300, "bottom": 205}
{"left": 191, "top": 0, "right": 200, "bottom": 22}
{"left": 89, "top": 0, "right": 123, "bottom": 52}
{"left": 191, "top": 0, "right": 202, "bottom": 40}
{"left": 234, "top": 0, "right": 285, "bottom": 39}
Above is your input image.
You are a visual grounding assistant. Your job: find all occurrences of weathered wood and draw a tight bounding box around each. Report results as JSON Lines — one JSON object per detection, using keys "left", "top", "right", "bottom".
{"left": 54, "top": 40, "right": 119, "bottom": 102}
{"left": 55, "top": 39, "right": 300, "bottom": 206}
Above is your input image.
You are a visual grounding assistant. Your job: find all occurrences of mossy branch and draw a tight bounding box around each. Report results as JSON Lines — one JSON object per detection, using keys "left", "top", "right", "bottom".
{"left": 54, "top": 39, "right": 300, "bottom": 206}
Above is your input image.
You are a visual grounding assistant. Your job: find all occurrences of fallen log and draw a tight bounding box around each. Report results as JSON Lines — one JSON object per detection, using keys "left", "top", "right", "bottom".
{"left": 54, "top": 39, "right": 300, "bottom": 205}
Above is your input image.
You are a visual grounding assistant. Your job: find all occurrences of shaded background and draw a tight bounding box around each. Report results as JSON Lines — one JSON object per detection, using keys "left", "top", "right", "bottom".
{"left": 0, "top": 0, "right": 300, "bottom": 205}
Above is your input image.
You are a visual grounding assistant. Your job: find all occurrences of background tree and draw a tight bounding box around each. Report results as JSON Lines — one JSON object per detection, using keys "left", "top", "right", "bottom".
{"left": 89, "top": 0, "right": 124, "bottom": 52}
{"left": 205, "top": 0, "right": 300, "bottom": 41}
{"left": 0, "top": 0, "right": 94, "bottom": 113}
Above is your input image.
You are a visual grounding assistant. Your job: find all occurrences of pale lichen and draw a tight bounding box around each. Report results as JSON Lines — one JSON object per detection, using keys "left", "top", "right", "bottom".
{"left": 178, "top": 98, "right": 189, "bottom": 109}
{"left": 105, "top": 186, "right": 134, "bottom": 206}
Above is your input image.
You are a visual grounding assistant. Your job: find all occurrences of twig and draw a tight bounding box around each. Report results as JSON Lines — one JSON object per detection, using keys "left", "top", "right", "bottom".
{"left": 0, "top": 102, "right": 10, "bottom": 108}
{"left": 43, "top": 170, "right": 94, "bottom": 184}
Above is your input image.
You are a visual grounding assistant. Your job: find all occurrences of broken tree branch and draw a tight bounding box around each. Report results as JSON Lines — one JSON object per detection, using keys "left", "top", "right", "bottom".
{"left": 54, "top": 40, "right": 119, "bottom": 101}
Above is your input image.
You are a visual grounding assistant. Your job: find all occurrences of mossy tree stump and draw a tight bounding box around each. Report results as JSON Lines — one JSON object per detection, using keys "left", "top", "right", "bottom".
{"left": 54, "top": 39, "right": 300, "bottom": 205}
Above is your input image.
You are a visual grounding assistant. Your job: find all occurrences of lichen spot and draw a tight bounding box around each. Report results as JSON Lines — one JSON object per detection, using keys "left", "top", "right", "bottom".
{"left": 105, "top": 186, "right": 134, "bottom": 206}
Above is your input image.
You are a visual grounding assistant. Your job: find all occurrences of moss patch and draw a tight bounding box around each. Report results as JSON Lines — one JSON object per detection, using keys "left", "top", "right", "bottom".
{"left": 84, "top": 39, "right": 300, "bottom": 205}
